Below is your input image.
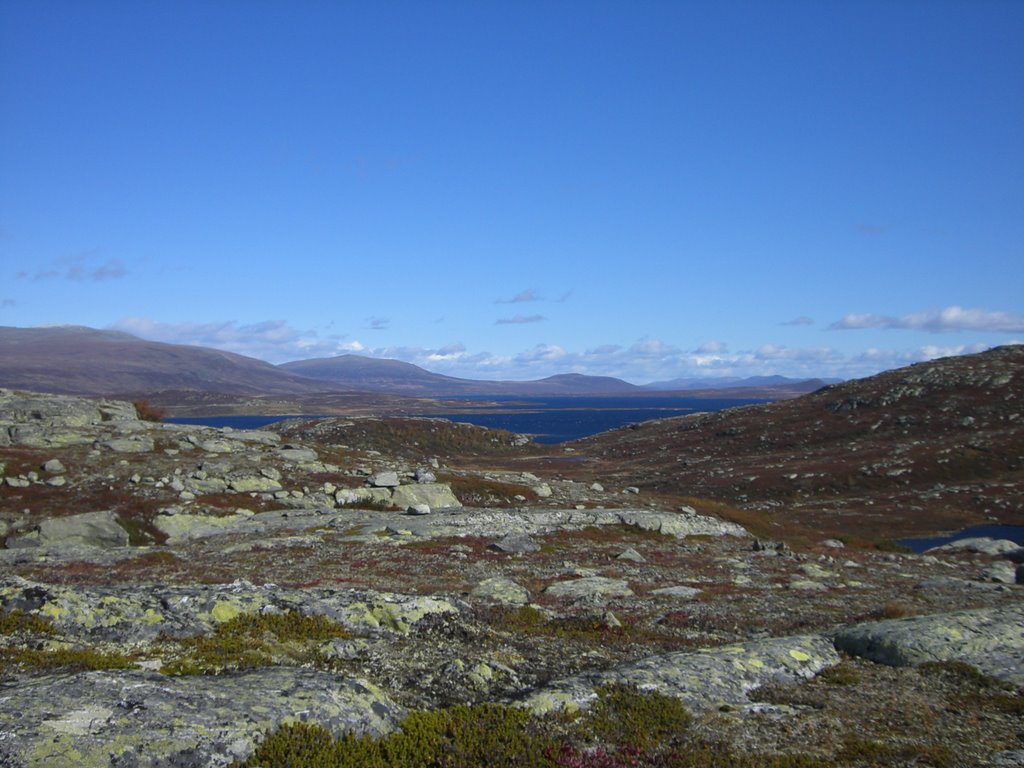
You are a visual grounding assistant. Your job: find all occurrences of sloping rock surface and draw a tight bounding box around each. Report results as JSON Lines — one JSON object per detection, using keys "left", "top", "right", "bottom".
{"left": 0, "top": 667, "right": 402, "bottom": 768}
{"left": 523, "top": 634, "right": 839, "bottom": 715}
{"left": 834, "top": 604, "right": 1024, "bottom": 685}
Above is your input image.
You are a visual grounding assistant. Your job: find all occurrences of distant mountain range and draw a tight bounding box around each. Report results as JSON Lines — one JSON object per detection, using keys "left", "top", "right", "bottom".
{"left": 0, "top": 325, "right": 831, "bottom": 399}
{"left": 280, "top": 355, "right": 644, "bottom": 396}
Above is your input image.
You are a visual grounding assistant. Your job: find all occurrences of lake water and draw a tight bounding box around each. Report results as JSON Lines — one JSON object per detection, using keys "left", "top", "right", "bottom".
{"left": 430, "top": 395, "right": 769, "bottom": 443}
{"left": 165, "top": 395, "right": 769, "bottom": 444}
{"left": 896, "top": 524, "right": 1024, "bottom": 553}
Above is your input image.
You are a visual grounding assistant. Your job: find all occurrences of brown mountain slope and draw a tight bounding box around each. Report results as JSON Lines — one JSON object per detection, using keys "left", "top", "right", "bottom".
{"left": 279, "top": 354, "right": 642, "bottom": 395}
{"left": 0, "top": 326, "right": 345, "bottom": 397}
{"left": 550, "top": 345, "right": 1024, "bottom": 543}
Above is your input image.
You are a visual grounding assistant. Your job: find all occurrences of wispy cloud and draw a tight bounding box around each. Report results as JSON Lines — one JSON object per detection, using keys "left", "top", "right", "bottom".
{"left": 781, "top": 316, "right": 814, "bottom": 326}
{"left": 496, "top": 289, "right": 542, "bottom": 304}
{"left": 695, "top": 340, "right": 727, "bottom": 354}
{"left": 495, "top": 314, "right": 546, "bottom": 325}
{"left": 365, "top": 316, "right": 390, "bottom": 331}
{"left": 830, "top": 306, "right": 1024, "bottom": 333}
{"left": 16, "top": 252, "right": 128, "bottom": 282}
{"left": 1, "top": 298, "right": 15, "bottom": 308}
{"left": 110, "top": 317, "right": 365, "bottom": 363}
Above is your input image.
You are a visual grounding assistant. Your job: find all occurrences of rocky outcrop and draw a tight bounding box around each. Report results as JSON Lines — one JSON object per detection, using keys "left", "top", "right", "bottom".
{"left": 7, "top": 511, "right": 129, "bottom": 550}
{"left": 834, "top": 604, "right": 1024, "bottom": 686}
{"left": 374, "top": 507, "right": 746, "bottom": 541}
{"left": 544, "top": 576, "right": 633, "bottom": 601}
{"left": 0, "top": 577, "right": 461, "bottom": 643}
{"left": 523, "top": 634, "right": 839, "bottom": 715}
{"left": 0, "top": 667, "right": 402, "bottom": 767}
{"left": 390, "top": 483, "right": 461, "bottom": 511}
{"left": 0, "top": 389, "right": 139, "bottom": 449}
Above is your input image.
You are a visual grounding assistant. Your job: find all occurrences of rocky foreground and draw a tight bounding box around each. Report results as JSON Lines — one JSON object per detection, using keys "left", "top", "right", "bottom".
{"left": 1, "top": 387, "right": 1023, "bottom": 767}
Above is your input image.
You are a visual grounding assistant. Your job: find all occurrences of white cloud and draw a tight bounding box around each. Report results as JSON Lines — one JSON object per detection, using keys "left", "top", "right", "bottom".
{"left": 110, "top": 317, "right": 364, "bottom": 363}
{"left": 108, "top": 315, "right": 1013, "bottom": 384}
{"left": 781, "top": 316, "right": 814, "bottom": 326}
{"left": 830, "top": 306, "right": 1024, "bottom": 333}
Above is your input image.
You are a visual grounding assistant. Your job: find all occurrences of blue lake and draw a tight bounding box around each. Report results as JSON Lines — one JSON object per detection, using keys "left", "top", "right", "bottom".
{"left": 896, "top": 524, "right": 1024, "bottom": 553}
{"left": 430, "top": 396, "right": 769, "bottom": 443}
{"left": 166, "top": 395, "right": 769, "bottom": 444}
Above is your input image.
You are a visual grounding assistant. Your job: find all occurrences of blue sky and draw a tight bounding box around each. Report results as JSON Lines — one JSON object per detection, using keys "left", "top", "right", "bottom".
{"left": 2, "top": 1, "right": 1022, "bottom": 383}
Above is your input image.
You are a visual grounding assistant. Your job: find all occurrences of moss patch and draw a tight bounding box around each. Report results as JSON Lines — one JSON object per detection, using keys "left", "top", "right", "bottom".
{"left": 161, "top": 611, "right": 350, "bottom": 675}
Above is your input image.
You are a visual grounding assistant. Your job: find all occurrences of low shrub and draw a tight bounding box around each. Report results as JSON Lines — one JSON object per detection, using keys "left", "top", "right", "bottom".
{"left": 1, "top": 646, "right": 135, "bottom": 678}
{"left": 133, "top": 399, "right": 166, "bottom": 422}
{"left": 161, "top": 611, "right": 349, "bottom": 675}
{"left": 0, "top": 609, "right": 57, "bottom": 636}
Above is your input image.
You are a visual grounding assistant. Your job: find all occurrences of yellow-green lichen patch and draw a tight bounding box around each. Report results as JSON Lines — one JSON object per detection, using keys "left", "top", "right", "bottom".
{"left": 210, "top": 601, "right": 243, "bottom": 624}
{"left": 522, "top": 690, "right": 582, "bottom": 717}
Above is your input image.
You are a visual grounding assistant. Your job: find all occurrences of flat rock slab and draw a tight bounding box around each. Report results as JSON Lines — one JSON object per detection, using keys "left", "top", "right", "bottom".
{"left": 390, "top": 483, "right": 462, "bottom": 510}
{"left": 0, "top": 577, "right": 461, "bottom": 643}
{"left": 544, "top": 576, "right": 633, "bottom": 600}
{"left": 834, "top": 604, "right": 1024, "bottom": 686}
{"left": 0, "top": 667, "right": 402, "bottom": 768}
{"left": 470, "top": 577, "right": 530, "bottom": 605}
{"left": 365, "top": 507, "right": 747, "bottom": 541}
{"left": 523, "top": 634, "right": 838, "bottom": 716}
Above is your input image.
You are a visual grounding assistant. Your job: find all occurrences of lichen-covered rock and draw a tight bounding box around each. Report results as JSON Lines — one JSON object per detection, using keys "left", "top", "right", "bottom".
{"left": 0, "top": 577, "right": 463, "bottom": 644}
{"left": 277, "top": 446, "right": 318, "bottom": 463}
{"left": 305, "top": 592, "right": 460, "bottom": 634}
{"left": 544, "top": 577, "right": 633, "bottom": 600}
{"left": 227, "top": 474, "right": 283, "bottom": 493}
{"left": 370, "top": 471, "right": 400, "bottom": 487}
{"left": 98, "top": 436, "right": 154, "bottom": 453}
{"left": 154, "top": 510, "right": 257, "bottom": 543}
{"left": 522, "top": 634, "right": 838, "bottom": 715}
{"left": 0, "top": 390, "right": 141, "bottom": 448}
{"left": 470, "top": 577, "right": 530, "bottom": 605}
{"left": 9, "top": 510, "right": 130, "bottom": 550}
{"left": 0, "top": 667, "right": 403, "bottom": 767}
{"left": 834, "top": 604, "right": 1024, "bottom": 685}
{"left": 618, "top": 510, "right": 748, "bottom": 538}
{"left": 390, "top": 483, "right": 461, "bottom": 510}
{"left": 196, "top": 437, "right": 237, "bottom": 453}
{"left": 336, "top": 487, "right": 393, "bottom": 506}
{"left": 363, "top": 507, "right": 746, "bottom": 542}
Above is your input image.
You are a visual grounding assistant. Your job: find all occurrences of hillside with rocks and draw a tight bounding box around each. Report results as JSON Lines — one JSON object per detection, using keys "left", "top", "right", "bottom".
{"left": 1, "top": 348, "right": 1023, "bottom": 766}
{"left": 566, "top": 344, "right": 1024, "bottom": 543}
